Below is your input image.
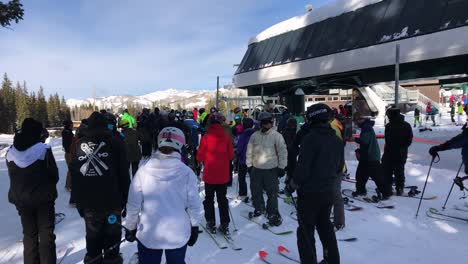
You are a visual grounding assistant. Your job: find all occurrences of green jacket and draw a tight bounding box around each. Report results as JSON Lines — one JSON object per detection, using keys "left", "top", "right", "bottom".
{"left": 121, "top": 113, "right": 136, "bottom": 128}
{"left": 198, "top": 112, "right": 208, "bottom": 124}
{"left": 355, "top": 120, "right": 380, "bottom": 162}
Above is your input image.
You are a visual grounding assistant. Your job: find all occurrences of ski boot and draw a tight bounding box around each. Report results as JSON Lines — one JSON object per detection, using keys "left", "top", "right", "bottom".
{"left": 396, "top": 187, "right": 404, "bottom": 196}
{"left": 218, "top": 223, "right": 230, "bottom": 236}
{"left": 352, "top": 190, "right": 367, "bottom": 197}
{"left": 248, "top": 209, "right": 264, "bottom": 219}
{"left": 454, "top": 176, "right": 468, "bottom": 191}
{"left": 407, "top": 187, "right": 420, "bottom": 197}
{"left": 267, "top": 213, "right": 283, "bottom": 227}
{"left": 206, "top": 221, "right": 216, "bottom": 234}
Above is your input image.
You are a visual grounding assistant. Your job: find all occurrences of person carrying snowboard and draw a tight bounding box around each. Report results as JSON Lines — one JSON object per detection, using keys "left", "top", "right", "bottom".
{"left": 382, "top": 108, "right": 413, "bottom": 196}
{"left": 197, "top": 113, "right": 234, "bottom": 235}
{"left": 7, "top": 118, "right": 59, "bottom": 264}
{"left": 236, "top": 117, "right": 255, "bottom": 201}
{"left": 353, "top": 114, "right": 390, "bottom": 199}
{"left": 246, "top": 112, "right": 288, "bottom": 226}
{"left": 70, "top": 112, "right": 130, "bottom": 264}
{"left": 285, "top": 104, "right": 343, "bottom": 264}
{"left": 125, "top": 127, "right": 201, "bottom": 264}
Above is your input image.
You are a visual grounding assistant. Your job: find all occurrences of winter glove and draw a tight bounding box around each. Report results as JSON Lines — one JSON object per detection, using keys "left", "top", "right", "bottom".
{"left": 187, "top": 226, "right": 199, "bottom": 247}
{"left": 429, "top": 146, "right": 441, "bottom": 157}
{"left": 125, "top": 229, "right": 137, "bottom": 243}
{"left": 277, "top": 168, "right": 285, "bottom": 178}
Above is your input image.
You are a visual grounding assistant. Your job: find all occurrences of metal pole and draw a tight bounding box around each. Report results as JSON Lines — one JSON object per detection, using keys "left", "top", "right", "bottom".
{"left": 395, "top": 44, "right": 400, "bottom": 106}
{"left": 442, "top": 161, "right": 464, "bottom": 210}
{"left": 216, "top": 76, "right": 220, "bottom": 110}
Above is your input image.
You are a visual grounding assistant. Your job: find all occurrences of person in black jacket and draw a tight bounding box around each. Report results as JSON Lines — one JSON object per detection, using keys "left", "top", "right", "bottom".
{"left": 62, "top": 119, "right": 74, "bottom": 192}
{"left": 7, "top": 118, "right": 59, "bottom": 264}
{"left": 286, "top": 104, "right": 343, "bottom": 264}
{"left": 382, "top": 108, "right": 413, "bottom": 196}
{"left": 70, "top": 112, "right": 130, "bottom": 264}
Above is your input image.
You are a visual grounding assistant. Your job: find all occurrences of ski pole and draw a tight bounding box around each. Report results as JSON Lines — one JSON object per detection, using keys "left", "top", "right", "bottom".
{"left": 442, "top": 161, "right": 464, "bottom": 210}
{"left": 416, "top": 154, "right": 439, "bottom": 218}
{"left": 87, "top": 238, "right": 126, "bottom": 264}
{"left": 227, "top": 206, "right": 238, "bottom": 232}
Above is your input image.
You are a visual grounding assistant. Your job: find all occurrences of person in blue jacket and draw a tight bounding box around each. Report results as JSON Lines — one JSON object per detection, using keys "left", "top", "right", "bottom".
{"left": 184, "top": 111, "right": 203, "bottom": 176}
{"left": 235, "top": 118, "right": 255, "bottom": 201}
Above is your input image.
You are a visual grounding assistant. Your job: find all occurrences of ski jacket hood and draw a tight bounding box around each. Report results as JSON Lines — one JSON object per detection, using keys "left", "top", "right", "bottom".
{"left": 6, "top": 143, "right": 49, "bottom": 168}
{"left": 142, "top": 151, "right": 184, "bottom": 181}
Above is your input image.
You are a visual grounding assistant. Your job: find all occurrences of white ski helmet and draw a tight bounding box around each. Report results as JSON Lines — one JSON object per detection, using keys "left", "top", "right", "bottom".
{"left": 158, "top": 127, "right": 186, "bottom": 152}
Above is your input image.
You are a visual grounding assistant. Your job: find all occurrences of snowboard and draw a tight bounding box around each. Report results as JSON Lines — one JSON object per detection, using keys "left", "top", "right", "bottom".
{"left": 240, "top": 210, "right": 293, "bottom": 235}
{"left": 341, "top": 189, "right": 395, "bottom": 209}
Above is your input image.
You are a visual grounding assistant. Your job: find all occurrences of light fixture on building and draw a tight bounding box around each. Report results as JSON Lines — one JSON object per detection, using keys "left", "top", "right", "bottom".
{"left": 295, "top": 88, "right": 305, "bottom": 95}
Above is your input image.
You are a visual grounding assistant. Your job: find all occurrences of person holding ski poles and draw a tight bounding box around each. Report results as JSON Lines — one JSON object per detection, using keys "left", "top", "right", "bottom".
{"left": 429, "top": 126, "right": 468, "bottom": 188}
{"left": 124, "top": 127, "right": 201, "bottom": 264}
{"left": 7, "top": 118, "right": 59, "bottom": 264}
{"left": 285, "top": 103, "right": 343, "bottom": 264}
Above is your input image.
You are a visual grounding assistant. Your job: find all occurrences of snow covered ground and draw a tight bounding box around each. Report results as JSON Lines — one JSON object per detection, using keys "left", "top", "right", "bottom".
{"left": 1, "top": 118, "right": 468, "bottom": 263}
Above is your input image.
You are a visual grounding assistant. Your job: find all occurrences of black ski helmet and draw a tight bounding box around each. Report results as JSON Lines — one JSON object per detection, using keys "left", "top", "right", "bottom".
{"left": 306, "top": 103, "right": 332, "bottom": 123}
{"left": 242, "top": 117, "right": 254, "bottom": 129}
{"left": 258, "top": 112, "right": 274, "bottom": 122}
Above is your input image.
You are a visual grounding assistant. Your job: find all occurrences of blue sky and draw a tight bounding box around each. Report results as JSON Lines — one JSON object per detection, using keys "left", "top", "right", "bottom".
{"left": 0, "top": 0, "right": 332, "bottom": 99}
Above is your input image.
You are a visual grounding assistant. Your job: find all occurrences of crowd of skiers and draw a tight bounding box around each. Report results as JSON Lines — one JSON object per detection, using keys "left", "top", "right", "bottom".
{"left": 7, "top": 101, "right": 468, "bottom": 264}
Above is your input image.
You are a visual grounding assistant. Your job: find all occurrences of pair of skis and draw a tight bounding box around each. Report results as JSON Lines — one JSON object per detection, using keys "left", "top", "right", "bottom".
{"left": 341, "top": 189, "right": 395, "bottom": 209}
{"left": 201, "top": 224, "right": 242, "bottom": 250}
{"left": 240, "top": 210, "right": 293, "bottom": 235}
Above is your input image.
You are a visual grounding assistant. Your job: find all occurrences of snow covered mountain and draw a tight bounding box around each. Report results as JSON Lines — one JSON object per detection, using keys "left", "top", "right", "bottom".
{"left": 66, "top": 88, "right": 247, "bottom": 110}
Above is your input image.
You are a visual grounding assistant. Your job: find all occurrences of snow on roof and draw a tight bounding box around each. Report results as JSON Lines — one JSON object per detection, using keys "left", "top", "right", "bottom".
{"left": 249, "top": 0, "right": 383, "bottom": 45}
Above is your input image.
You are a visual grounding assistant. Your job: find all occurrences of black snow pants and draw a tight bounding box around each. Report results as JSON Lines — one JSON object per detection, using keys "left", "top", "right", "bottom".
{"left": 83, "top": 209, "right": 123, "bottom": 264}
{"left": 238, "top": 164, "right": 248, "bottom": 197}
{"left": 203, "top": 184, "right": 230, "bottom": 226}
{"left": 382, "top": 153, "right": 407, "bottom": 191}
{"left": 18, "top": 203, "right": 56, "bottom": 264}
{"left": 355, "top": 160, "right": 390, "bottom": 196}
{"left": 297, "top": 192, "right": 339, "bottom": 264}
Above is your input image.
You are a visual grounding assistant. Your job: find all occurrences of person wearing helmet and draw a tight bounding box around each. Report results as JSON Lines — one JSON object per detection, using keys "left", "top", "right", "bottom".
{"left": 353, "top": 113, "right": 390, "bottom": 199}
{"left": 425, "top": 101, "right": 438, "bottom": 126}
{"left": 125, "top": 127, "right": 202, "bottom": 264}
{"left": 197, "top": 113, "right": 234, "bottom": 235}
{"left": 246, "top": 111, "right": 288, "bottom": 226}
{"left": 119, "top": 118, "right": 142, "bottom": 178}
{"left": 62, "top": 119, "right": 74, "bottom": 192}
{"left": 284, "top": 103, "right": 343, "bottom": 264}
{"left": 70, "top": 112, "right": 130, "bottom": 264}
{"left": 184, "top": 111, "right": 203, "bottom": 175}
{"left": 138, "top": 109, "right": 154, "bottom": 158}
{"left": 236, "top": 118, "right": 255, "bottom": 201}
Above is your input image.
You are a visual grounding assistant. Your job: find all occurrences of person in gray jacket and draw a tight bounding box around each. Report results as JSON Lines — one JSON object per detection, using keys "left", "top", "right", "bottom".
{"left": 246, "top": 112, "right": 288, "bottom": 226}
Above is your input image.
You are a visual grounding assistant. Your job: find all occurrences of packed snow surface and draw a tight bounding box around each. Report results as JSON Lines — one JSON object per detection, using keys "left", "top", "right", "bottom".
{"left": 1, "top": 118, "right": 468, "bottom": 263}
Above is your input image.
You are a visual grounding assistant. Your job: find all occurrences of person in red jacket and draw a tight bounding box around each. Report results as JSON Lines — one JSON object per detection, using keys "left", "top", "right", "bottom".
{"left": 197, "top": 113, "right": 234, "bottom": 235}
{"left": 192, "top": 108, "right": 198, "bottom": 122}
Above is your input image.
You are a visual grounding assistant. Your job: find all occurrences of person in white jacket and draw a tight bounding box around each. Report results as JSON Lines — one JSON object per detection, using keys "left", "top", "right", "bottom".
{"left": 124, "top": 127, "right": 202, "bottom": 264}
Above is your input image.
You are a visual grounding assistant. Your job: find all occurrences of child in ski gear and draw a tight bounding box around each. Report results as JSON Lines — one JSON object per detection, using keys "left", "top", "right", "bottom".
{"left": 125, "top": 127, "right": 201, "bottom": 264}
{"left": 382, "top": 108, "right": 413, "bottom": 196}
{"left": 197, "top": 113, "right": 234, "bottom": 235}
{"left": 119, "top": 118, "right": 142, "bottom": 178}
{"left": 450, "top": 103, "right": 456, "bottom": 125}
{"left": 286, "top": 104, "right": 343, "bottom": 264}
{"left": 414, "top": 107, "right": 421, "bottom": 127}
{"left": 7, "top": 118, "right": 59, "bottom": 264}
{"left": 329, "top": 116, "right": 346, "bottom": 230}
{"left": 70, "top": 112, "right": 130, "bottom": 264}
{"left": 353, "top": 115, "right": 390, "bottom": 199}
{"left": 457, "top": 102, "right": 465, "bottom": 126}
{"left": 236, "top": 118, "right": 255, "bottom": 200}
{"left": 62, "top": 119, "right": 74, "bottom": 192}
{"left": 425, "top": 102, "right": 438, "bottom": 126}
{"left": 246, "top": 112, "right": 288, "bottom": 226}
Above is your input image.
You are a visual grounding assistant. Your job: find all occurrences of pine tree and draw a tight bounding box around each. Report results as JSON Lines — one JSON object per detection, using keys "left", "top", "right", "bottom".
{"left": 36, "top": 87, "right": 48, "bottom": 127}
{"left": 47, "top": 94, "right": 59, "bottom": 127}
{"left": 0, "top": 95, "right": 5, "bottom": 133}
{"left": 0, "top": 73, "right": 17, "bottom": 133}
{"left": 29, "top": 91, "right": 38, "bottom": 121}
{"left": 60, "top": 96, "right": 71, "bottom": 122}
{"left": 15, "top": 81, "right": 30, "bottom": 127}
